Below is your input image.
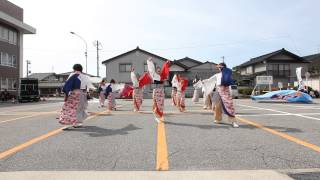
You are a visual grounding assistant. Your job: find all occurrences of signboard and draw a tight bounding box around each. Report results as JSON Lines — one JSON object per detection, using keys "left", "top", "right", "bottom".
{"left": 256, "top": 76, "right": 273, "bottom": 85}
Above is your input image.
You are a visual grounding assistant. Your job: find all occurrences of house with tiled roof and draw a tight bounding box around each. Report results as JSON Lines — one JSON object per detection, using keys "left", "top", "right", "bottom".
{"left": 237, "top": 48, "right": 309, "bottom": 88}
{"left": 102, "top": 47, "right": 218, "bottom": 97}
{"left": 303, "top": 53, "right": 320, "bottom": 91}
{"left": 28, "top": 72, "right": 96, "bottom": 96}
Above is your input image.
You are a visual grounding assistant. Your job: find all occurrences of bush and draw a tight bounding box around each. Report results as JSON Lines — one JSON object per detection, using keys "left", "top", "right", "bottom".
{"left": 238, "top": 88, "right": 254, "bottom": 95}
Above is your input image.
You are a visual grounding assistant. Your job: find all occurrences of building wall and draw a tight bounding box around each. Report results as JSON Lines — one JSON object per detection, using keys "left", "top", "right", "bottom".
{"left": 306, "top": 78, "right": 320, "bottom": 91}
{"left": 254, "top": 63, "right": 266, "bottom": 73}
{"left": 188, "top": 62, "right": 218, "bottom": 80}
{"left": 0, "top": 22, "right": 20, "bottom": 96}
{"left": 178, "top": 59, "right": 199, "bottom": 67}
{"left": 170, "top": 64, "right": 185, "bottom": 72}
{"left": 0, "top": 0, "right": 23, "bottom": 21}
{"left": 104, "top": 50, "right": 166, "bottom": 83}
{"left": 240, "top": 65, "right": 253, "bottom": 75}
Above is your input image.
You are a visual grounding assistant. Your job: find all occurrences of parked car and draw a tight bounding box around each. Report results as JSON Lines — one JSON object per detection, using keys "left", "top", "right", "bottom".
{"left": 230, "top": 85, "right": 239, "bottom": 99}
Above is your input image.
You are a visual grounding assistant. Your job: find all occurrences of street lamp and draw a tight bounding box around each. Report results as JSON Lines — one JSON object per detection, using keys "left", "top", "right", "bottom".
{"left": 70, "top": 31, "right": 88, "bottom": 73}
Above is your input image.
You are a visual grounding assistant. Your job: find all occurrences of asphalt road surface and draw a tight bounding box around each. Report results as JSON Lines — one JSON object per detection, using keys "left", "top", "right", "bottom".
{"left": 0, "top": 98, "right": 320, "bottom": 179}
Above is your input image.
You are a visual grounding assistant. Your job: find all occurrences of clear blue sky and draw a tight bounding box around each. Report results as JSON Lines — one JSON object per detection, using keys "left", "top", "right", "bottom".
{"left": 10, "top": 0, "right": 320, "bottom": 76}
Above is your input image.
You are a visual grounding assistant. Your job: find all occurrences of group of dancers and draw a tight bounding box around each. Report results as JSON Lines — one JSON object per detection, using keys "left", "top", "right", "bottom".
{"left": 58, "top": 57, "right": 239, "bottom": 128}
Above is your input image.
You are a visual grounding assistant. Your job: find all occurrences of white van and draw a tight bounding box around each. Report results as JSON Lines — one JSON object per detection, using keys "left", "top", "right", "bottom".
{"left": 230, "top": 85, "right": 239, "bottom": 99}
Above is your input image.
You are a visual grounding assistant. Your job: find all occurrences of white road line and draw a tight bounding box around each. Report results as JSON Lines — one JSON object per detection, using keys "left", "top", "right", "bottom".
{"left": 237, "top": 114, "right": 290, "bottom": 117}
{"left": 0, "top": 102, "right": 63, "bottom": 112}
{"left": 238, "top": 104, "right": 320, "bottom": 121}
{"left": 238, "top": 113, "right": 320, "bottom": 117}
{"left": 257, "top": 103, "right": 320, "bottom": 109}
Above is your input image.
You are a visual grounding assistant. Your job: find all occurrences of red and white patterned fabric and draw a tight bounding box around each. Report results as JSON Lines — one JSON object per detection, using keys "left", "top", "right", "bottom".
{"left": 171, "top": 88, "right": 177, "bottom": 106}
{"left": 107, "top": 92, "right": 116, "bottom": 111}
{"left": 160, "top": 61, "right": 170, "bottom": 81}
{"left": 99, "top": 91, "right": 105, "bottom": 106}
{"left": 217, "top": 86, "right": 235, "bottom": 117}
{"left": 139, "top": 72, "right": 152, "bottom": 88}
{"left": 133, "top": 88, "right": 143, "bottom": 111}
{"left": 153, "top": 87, "right": 164, "bottom": 118}
{"left": 177, "top": 91, "right": 185, "bottom": 112}
{"left": 59, "top": 90, "right": 81, "bottom": 125}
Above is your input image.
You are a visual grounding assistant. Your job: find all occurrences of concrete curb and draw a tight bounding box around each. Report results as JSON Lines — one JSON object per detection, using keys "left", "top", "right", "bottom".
{"left": 0, "top": 170, "right": 294, "bottom": 180}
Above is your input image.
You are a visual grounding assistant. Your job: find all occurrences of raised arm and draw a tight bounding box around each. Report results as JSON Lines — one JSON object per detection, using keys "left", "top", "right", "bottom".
{"left": 147, "top": 57, "right": 155, "bottom": 77}
{"left": 171, "top": 74, "right": 178, "bottom": 87}
{"left": 131, "top": 68, "right": 139, "bottom": 87}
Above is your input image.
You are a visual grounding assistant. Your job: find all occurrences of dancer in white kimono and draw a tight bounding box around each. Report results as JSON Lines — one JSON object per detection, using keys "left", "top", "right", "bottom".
{"left": 192, "top": 78, "right": 201, "bottom": 103}
{"left": 171, "top": 74, "right": 179, "bottom": 106}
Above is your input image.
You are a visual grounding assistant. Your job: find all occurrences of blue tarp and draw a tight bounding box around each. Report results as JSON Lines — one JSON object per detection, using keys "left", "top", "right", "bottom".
{"left": 251, "top": 90, "right": 313, "bottom": 103}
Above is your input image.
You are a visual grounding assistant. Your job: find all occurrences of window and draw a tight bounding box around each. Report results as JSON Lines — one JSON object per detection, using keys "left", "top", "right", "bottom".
{"left": 0, "top": 52, "right": 17, "bottom": 67}
{"left": 2, "top": 28, "right": 8, "bottom": 41}
{"left": 246, "top": 66, "right": 253, "bottom": 74}
{"left": 2, "top": 53, "right": 9, "bottom": 66}
{"left": 1, "top": 78, "right": 8, "bottom": 90}
{"left": 119, "top": 63, "right": 132, "bottom": 72}
{"left": 0, "top": 26, "right": 2, "bottom": 40}
{"left": 12, "top": 55, "right": 16, "bottom": 67}
{"left": 268, "top": 64, "right": 290, "bottom": 77}
{"left": 8, "top": 31, "right": 14, "bottom": 44}
{"left": 13, "top": 32, "right": 17, "bottom": 45}
{"left": 0, "top": 25, "right": 17, "bottom": 45}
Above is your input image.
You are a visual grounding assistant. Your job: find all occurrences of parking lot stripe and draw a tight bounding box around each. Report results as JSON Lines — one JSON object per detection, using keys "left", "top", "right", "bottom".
{"left": 0, "top": 127, "right": 65, "bottom": 160}
{"left": 0, "top": 110, "right": 108, "bottom": 160}
{"left": 237, "top": 117, "right": 320, "bottom": 153}
{"left": 0, "top": 111, "right": 58, "bottom": 124}
{"left": 238, "top": 104, "right": 320, "bottom": 121}
{"left": 156, "top": 117, "right": 169, "bottom": 171}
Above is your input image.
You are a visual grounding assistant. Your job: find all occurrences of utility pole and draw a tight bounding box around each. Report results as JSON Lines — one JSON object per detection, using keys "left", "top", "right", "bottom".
{"left": 221, "top": 56, "right": 225, "bottom": 63}
{"left": 26, "top": 60, "right": 31, "bottom": 78}
{"left": 93, "top": 40, "right": 102, "bottom": 77}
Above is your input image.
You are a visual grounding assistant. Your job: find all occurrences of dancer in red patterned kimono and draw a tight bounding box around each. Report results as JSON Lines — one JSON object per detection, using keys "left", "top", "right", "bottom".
{"left": 176, "top": 74, "right": 188, "bottom": 112}
{"left": 139, "top": 57, "right": 170, "bottom": 123}
{"left": 131, "top": 68, "right": 143, "bottom": 112}
{"left": 105, "top": 79, "right": 117, "bottom": 111}
{"left": 98, "top": 80, "right": 106, "bottom": 108}
{"left": 214, "top": 63, "right": 239, "bottom": 128}
{"left": 59, "top": 64, "right": 91, "bottom": 128}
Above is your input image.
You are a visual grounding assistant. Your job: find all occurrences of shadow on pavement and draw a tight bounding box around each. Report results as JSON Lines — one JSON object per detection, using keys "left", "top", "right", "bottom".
{"left": 165, "top": 121, "right": 231, "bottom": 129}
{"left": 164, "top": 121, "right": 302, "bottom": 133}
{"left": 288, "top": 172, "right": 320, "bottom": 180}
{"left": 64, "top": 124, "right": 142, "bottom": 137}
{"left": 239, "top": 124, "right": 302, "bottom": 133}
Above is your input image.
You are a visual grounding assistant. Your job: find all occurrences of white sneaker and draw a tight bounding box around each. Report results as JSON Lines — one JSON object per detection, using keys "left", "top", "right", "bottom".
{"left": 154, "top": 117, "right": 160, "bottom": 123}
{"left": 232, "top": 122, "right": 239, "bottom": 128}
{"left": 214, "top": 120, "right": 221, "bottom": 124}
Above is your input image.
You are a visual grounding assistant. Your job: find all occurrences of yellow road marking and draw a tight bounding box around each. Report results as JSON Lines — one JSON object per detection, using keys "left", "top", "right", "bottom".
{"left": 0, "top": 111, "right": 58, "bottom": 124}
{"left": 0, "top": 127, "right": 65, "bottom": 160}
{"left": 156, "top": 117, "right": 169, "bottom": 171}
{"left": 0, "top": 110, "right": 108, "bottom": 160}
{"left": 237, "top": 117, "right": 320, "bottom": 153}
